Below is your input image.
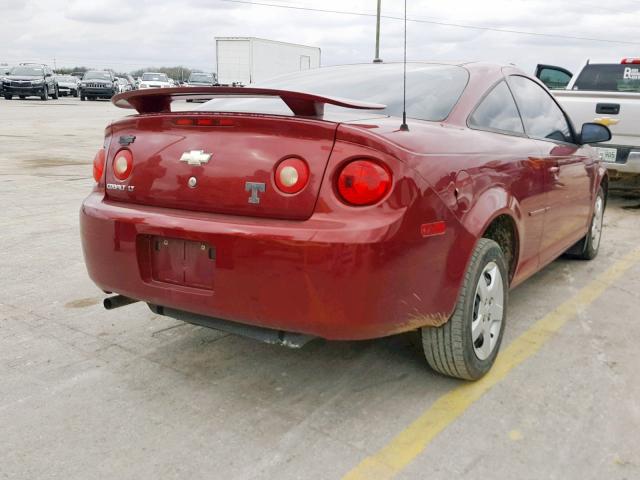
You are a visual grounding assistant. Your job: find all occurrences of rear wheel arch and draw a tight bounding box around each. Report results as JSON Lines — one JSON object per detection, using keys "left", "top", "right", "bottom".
{"left": 481, "top": 213, "right": 519, "bottom": 283}
{"left": 460, "top": 186, "right": 521, "bottom": 284}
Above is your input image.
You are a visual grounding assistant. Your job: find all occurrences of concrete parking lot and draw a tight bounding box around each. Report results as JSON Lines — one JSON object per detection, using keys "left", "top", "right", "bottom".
{"left": 1, "top": 97, "right": 640, "bottom": 480}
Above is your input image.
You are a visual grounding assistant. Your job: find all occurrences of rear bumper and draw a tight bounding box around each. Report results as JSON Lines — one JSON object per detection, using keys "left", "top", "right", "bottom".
{"left": 598, "top": 144, "right": 640, "bottom": 176}
{"left": 605, "top": 152, "right": 640, "bottom": 175}
{"left": 80, "top": 192, "right": 461, "bottom": 340}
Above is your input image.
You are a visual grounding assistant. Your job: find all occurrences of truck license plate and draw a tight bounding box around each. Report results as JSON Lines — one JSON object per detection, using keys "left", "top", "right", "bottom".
{"left": 596, "top": 147, "right": 617, "bottom": 163}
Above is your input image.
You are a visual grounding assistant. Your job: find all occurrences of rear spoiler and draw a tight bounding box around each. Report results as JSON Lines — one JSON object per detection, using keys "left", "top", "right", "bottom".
{"left": 112, "top": 86, "right": 386, "bottom": 117}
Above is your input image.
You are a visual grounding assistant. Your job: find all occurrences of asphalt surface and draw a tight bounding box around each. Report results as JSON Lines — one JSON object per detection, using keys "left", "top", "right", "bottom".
{"left": 1, "top": 97, "right": 640, "bottom": 480}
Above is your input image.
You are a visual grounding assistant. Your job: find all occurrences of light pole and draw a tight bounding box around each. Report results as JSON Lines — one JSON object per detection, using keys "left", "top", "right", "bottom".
{"left": 373, "top": 0, "right": 383, "bottom": 63}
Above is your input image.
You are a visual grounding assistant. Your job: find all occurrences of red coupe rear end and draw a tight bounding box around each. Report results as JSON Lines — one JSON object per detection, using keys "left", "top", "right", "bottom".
{"left": 81, "top": 80, "right": 470, "bottom": 341}
{"left": 82, "top": 62, "right": 608, "bottom": 380}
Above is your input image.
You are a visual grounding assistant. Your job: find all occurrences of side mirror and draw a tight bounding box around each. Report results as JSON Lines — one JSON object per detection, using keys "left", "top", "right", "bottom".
{"left": 579, "top": 122, "right": 611, "bottom": 145}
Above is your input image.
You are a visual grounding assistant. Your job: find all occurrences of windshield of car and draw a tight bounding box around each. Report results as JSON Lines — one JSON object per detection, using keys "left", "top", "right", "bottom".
{"left": 142, "top": 73, "right": 168, "bottom": 82}
{"left": 189, "top": 73, "right": 214, "bottom": 83}
{"left": 573, "top": 64, "right": 640, "bottom": 92}
{"left": 197, "top": 63, "right": 469, "bottom": 121}
{"left": 83, "top": 71, "right": 111, "bottom": 80}
{"left": 11, "top": 66, "right": 43, "bottom": 76}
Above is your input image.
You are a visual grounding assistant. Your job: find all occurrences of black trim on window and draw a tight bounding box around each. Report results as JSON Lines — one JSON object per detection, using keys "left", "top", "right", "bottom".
{"left": 466, "top": 78, "right": 527, "bottom": 138}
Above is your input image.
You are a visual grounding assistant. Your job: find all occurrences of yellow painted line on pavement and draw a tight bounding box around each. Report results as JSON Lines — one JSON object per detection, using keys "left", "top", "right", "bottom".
{"left": 343, "top": 248, "right": 640, "bottom": 480}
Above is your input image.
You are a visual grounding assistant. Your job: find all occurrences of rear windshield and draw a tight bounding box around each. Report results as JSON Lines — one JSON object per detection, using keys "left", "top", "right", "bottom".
{"left": 198, "top": 63, "right": 469, "bottom": 121}
{"left": 573, "top": 64, "right": 640, "bottom": 92}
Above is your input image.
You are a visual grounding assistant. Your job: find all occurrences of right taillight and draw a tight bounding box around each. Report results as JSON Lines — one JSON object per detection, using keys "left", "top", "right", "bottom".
{"left": 337, "top": 159, "right": 392, "bottom": 206}
{"left": 92, "top": 148, "right": 105, "bottom": 183}
{"left": 112, "top": 149, "right": 133, "bottom": 181}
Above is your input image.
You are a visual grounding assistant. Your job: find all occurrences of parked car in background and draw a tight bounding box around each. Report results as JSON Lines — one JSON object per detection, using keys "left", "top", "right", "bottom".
{"left": 114, "top": 77, "right": 130, "bottom": 93}
{"left": 79, "top": 70, "right": 118, "bottom": 101}
{"left": 55, "top": 75, "right": 80, "bottom": 97}
{"left": 0, "top": 64, "right": 12, "bottom": 95}
{"left": 185, "top": 72, "right": 217, "bottom": 102}
{"left": 537, "top": 58, "right": 640, "bottom": 193}
{"left": 83, "top": 62, "right": 610, "bottom": 381}
{"left": 124, "top": 74, "right": 136, "bottom": 90}
{"left": 187, "top": 72, "right": 217, "bottom": 86}
{"left": 2, "top": 63, "right": 58, "bottom": 100}
{"left": 138, "top": 72, "right": 172, "bottom": 89}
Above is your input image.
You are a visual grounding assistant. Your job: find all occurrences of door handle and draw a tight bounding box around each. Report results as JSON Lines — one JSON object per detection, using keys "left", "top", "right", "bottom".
{"left": 595, "top": 103, "right": 620, "bottom": 115}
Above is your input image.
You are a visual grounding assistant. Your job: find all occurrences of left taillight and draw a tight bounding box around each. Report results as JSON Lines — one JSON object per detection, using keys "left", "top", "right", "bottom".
{"left": 336, "top": 159, "right": 392, "bottom": 206}
{"left": 92, "top": 148, "right": 105, "bottom": 183}
{"left": 112, "top": 149, "right": 133, "bottom": 181}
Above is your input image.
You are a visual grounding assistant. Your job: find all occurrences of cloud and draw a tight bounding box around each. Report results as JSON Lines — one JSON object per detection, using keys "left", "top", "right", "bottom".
{"left": 64, "top": 0, "right": 137, "bottom": 24}
{"left": 0, "top": 0, "right": 638, "bottom": 75}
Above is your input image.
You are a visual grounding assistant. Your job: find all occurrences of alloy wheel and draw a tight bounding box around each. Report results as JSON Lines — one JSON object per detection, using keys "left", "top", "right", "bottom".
{"left": 471, "top": 261, "right": 504, "bottom": 360}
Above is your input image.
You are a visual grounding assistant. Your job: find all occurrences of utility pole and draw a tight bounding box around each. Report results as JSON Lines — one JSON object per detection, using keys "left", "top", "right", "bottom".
{"left": 373, "top": 0, "right": 383, "bottom": 63}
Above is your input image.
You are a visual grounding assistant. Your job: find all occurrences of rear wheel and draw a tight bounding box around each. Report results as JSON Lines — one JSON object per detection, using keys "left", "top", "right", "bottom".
{"left": 4, "top": 94, "right": 12, "bottom": 100}
{"left": 566, "top": 186, "right": 605, "bottom": 260}
{"left": 52, "top": 86, "right": 59, "bottom": 99}
{"left": 421, "top": 238, "right": 508, "bottom": 380}
{"left": 41, "top": 86, "right": 48, "bottom": 101}
{"left": 19, "top": 95, "right": 26, "bottom": 99}
{"left": 80, "top": 95, "right": 86, "bottom": 101}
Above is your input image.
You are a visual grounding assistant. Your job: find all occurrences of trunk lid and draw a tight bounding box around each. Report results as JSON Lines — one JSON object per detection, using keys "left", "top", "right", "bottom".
{"left": 105, "top": 114, "right": 337, "bottom": 220}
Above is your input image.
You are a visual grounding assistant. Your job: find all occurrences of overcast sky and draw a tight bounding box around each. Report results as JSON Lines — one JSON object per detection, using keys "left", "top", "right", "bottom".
{"left": 1, "top": 0, "right": 639, "bottom": 75}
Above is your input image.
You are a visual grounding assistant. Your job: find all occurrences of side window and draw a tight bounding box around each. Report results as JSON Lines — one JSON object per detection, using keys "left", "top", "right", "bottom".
{"left": 469, "top": 81, "right": 524, "bottom": 135}
{"left": 509, "top": 75, "right": 573, "bottom": 143}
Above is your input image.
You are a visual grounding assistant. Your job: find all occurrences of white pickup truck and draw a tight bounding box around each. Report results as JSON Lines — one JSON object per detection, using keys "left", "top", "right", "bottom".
{"left": 536, "top": 59, "right": 640, "bottom": 193}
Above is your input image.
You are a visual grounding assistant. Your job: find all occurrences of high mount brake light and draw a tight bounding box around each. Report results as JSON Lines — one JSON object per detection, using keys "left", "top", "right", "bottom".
{"left": 112, "top": 149, "right": 133, "bottom": 181}
{"left": 275, "top": 157, "right": 309, "bottom": 194}
{"left": 337, "top": 159, "right": 392, "bottom": 206}
{"left": 621, "top": 58, "right": 640, "bottom": 64}
{"left": 92, "top": 148, "right": 105, "bottom": 183}
{"left": 174, "top": 117, "right": 235, "bottom": 127}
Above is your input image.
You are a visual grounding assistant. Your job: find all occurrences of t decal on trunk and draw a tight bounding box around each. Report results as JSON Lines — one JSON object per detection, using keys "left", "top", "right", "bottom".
{"left": 245, "top": 182, "right": 266, "bottom": 204}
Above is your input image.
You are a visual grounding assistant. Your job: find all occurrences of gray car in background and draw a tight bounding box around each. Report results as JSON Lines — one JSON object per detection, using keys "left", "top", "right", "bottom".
{"left": 54, "top": 75, "right": 80, "bottom": 97}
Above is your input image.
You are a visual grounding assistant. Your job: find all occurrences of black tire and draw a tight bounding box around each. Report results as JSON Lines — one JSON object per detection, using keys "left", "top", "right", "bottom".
{"left": 41, "top": 86, "right": 48, "bottom": 101}
{"left": 19, "top": 95, "right": 26, "bottom": 99}
{"left": 421, "top": 238, "right": 508, "bottom": 380}
{"left": 4, "top": 95, "right": 12, "bottom": 100}
{"left": 52, "top": 86, "right": 59, "bottom": 99}
{"left": 566, "top": 186, "right": 605, "bottom": 260}
{"left": 80, "top": 95, "right": 86, "bottom": 101}
{"left": 73, "top": 90, "right": 78, "bottom": 98}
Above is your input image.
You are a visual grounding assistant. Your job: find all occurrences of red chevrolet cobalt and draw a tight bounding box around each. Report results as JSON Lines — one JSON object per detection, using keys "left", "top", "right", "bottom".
{"left": 81, "top": 62, "right": 610, "bottom": 380}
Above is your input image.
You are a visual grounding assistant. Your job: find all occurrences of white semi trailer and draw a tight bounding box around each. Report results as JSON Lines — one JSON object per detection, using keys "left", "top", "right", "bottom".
{"left": 215, "top": 37, "right": 321, "bottom": 86}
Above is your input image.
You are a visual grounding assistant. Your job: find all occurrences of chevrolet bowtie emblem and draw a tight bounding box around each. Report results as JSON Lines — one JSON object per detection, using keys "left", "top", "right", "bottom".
{"left": 180, "top": 150, "right": 212, "bottom": 166}
{"left": 594, "top": 117, "right": 619, "bottom": 127}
